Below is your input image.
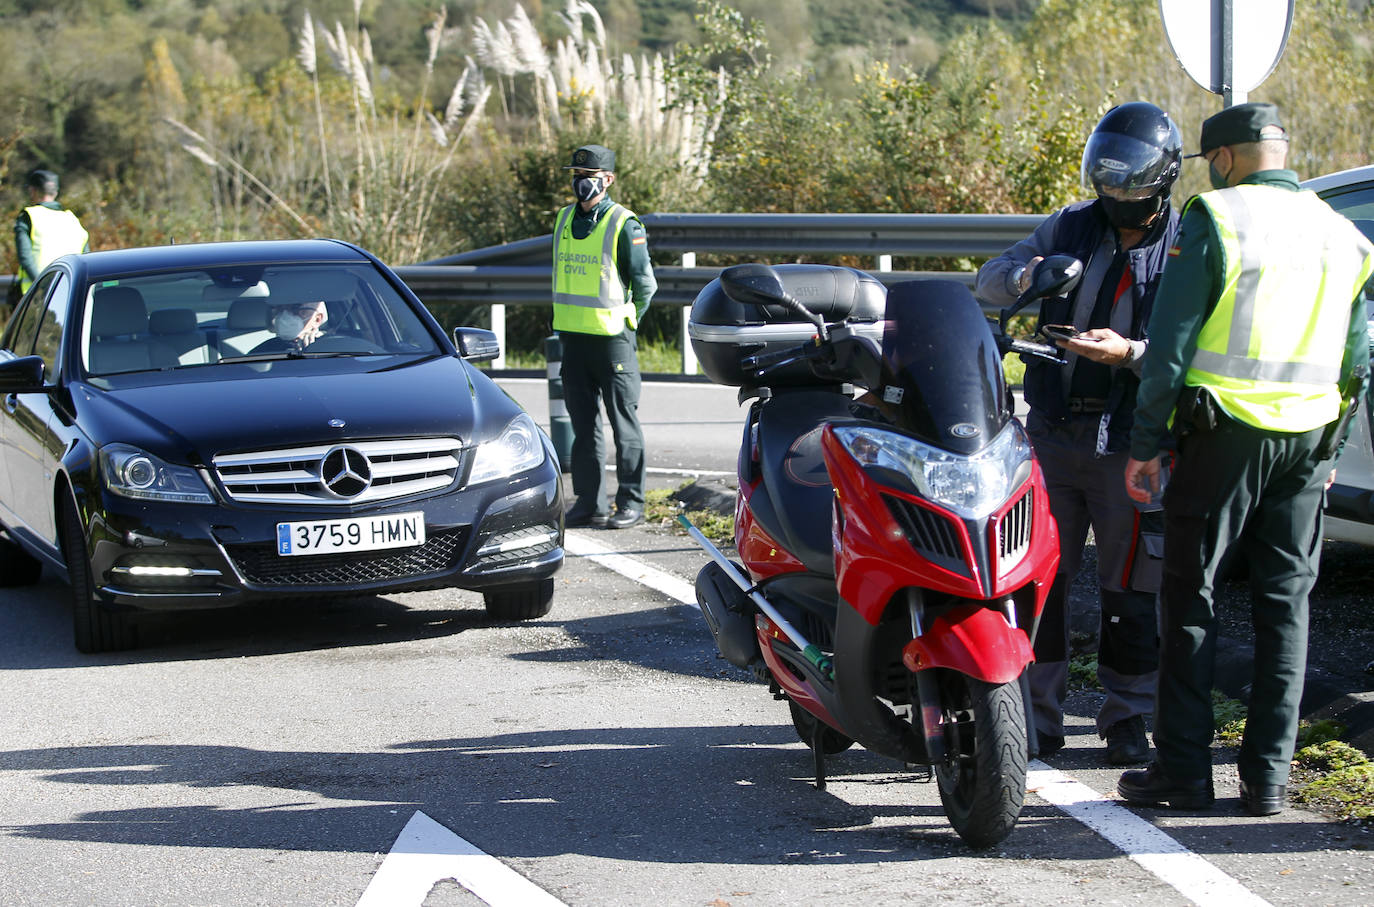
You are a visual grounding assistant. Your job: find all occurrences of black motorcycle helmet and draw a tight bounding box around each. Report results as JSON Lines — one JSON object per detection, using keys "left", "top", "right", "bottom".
{"left": 1080, "top": 102, "right": 1183, "bottom": 229}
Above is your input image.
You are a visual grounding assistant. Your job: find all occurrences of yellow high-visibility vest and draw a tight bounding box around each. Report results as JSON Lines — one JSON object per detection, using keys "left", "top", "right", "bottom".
{"left": 20, "top": 205, "right": 88, "bottom": 292}
{"left": 551, "top": 203, "right": 637, "bottom": 335}
{"left": 1183, "top": 185, "right": 1374, "bottom": 432}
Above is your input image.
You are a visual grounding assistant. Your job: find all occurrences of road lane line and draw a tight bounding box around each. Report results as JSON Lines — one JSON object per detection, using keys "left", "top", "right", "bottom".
{"left": 564, "top": 530, "right": 698, "bottom": 608}
{"left": 358, "top": 811, "right": 566, "bottom": 907}
{"left": 566, "top": 533, "right": 1272, "bottom": 906}
{"left": 1027, "top": 765, "right": 1271, "bottom": 906}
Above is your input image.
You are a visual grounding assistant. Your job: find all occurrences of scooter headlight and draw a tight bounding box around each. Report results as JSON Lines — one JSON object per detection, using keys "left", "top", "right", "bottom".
{"left": 834, "top": 421, "right": 1033, "bottom": 519}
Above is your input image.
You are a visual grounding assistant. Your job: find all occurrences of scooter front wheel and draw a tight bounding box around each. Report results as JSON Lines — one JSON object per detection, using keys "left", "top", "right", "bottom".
{"left": 932, "top": 670, "right": 1027, "bottom": 848}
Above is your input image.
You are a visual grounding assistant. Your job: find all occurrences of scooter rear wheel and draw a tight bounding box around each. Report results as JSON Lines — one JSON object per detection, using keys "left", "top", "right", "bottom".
{"left": 932, "top": 670, "right": 1027, "bottom": 848}
{"left": 787, "top": 699, "right": 854, "bottom": 754}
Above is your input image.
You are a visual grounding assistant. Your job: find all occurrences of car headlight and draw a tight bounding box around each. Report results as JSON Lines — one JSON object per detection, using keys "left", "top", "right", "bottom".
{"left": 99, "top": 444, "right": 214, "bottom": 504}
{"left": 467, "top": 412, "right": 548, "bottom": 485}
{"left": 833, "top": 421, "right": 1033, "bottom": 519}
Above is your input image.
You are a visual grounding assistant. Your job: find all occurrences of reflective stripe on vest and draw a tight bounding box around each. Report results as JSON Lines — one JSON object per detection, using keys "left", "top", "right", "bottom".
{"left": 1183, "top": 185, "right": 1374, "bottom": 432}
{"left": 20, "top": 205, "right": 88, "bottom": 292}
{"left": 551, "top": 203, "right": 637, "bottom": 335}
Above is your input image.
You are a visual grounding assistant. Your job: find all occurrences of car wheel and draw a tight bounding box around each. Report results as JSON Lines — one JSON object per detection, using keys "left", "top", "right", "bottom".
{"left": 482, "top": 578, "right": 555, "bottom": 621}
{"left": 59, "top": 496, "right": 137, "bottom": 654}
{"left": 0, "top": 535, "right": 43, "bottom": 586}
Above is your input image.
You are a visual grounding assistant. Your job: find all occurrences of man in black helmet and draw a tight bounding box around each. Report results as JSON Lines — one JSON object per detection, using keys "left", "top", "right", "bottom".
{"left": 976, "top": 102, "right": 1183, "bottom": 766}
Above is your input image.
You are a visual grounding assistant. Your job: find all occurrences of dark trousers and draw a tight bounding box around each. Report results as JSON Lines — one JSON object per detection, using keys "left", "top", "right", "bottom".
{"left": 1027, "top": 413, "right": 1160, "bottom": 736}
{"left": 1155, "top": 417, "right": 1326, "bottom": 786}
{"left": 559, "top": 329, "right": 645, "bottom": 513}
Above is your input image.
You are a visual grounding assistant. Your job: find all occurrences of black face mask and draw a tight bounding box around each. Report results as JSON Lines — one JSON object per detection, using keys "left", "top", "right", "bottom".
{"left": 573, "top": 175, "right": 606, "bottom": 202}
{"left": 1099, "top": 194, "right": 1163, "bottom": 230}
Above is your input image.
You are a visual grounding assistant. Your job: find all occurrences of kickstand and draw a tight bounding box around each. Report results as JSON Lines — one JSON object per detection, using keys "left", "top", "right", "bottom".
{"left": 811, "top": 726, "right": 828, "bottom": 791}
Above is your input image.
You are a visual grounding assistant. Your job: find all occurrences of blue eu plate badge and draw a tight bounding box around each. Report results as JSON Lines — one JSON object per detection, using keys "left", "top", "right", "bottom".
{"left": 277, "top": 524, "right": 292, "bottom": 555}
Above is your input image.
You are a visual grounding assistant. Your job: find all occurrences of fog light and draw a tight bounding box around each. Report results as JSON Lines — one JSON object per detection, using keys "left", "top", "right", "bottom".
{"left": 476, "top": 529, "right": 559, "bottom": 557}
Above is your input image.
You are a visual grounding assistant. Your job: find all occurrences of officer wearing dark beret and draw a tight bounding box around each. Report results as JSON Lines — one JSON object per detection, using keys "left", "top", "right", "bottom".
{"left": 552, "top": 144, "right": 658, "bottom": 529}
{"left": 1120, "top": 102, "right": 1374, "bottom": 816}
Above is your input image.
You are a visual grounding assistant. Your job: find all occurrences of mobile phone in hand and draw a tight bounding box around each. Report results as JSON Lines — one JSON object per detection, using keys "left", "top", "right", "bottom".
{"left": 1041, "top": 324, "right": 1081, "bottom": 341}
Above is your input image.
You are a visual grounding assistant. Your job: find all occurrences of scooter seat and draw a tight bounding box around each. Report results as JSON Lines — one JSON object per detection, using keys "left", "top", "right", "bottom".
{"left": 755, "top": 390, "right": 855, "bottom": 576}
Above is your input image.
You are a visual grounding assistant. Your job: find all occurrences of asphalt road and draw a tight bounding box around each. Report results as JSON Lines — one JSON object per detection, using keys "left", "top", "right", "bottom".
{"left": 1, "top": 377, "right": 1372, "bottom": 906}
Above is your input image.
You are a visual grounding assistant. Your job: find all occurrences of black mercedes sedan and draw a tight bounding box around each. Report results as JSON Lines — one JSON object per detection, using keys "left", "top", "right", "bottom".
{"left": 0, "top": 239, "right": 563, "bottom": 652}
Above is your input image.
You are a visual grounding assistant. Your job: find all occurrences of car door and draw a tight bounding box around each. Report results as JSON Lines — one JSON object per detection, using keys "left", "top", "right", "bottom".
{"left": 0, "top": 274, "right": 55, "bottom": 532}
{"left": 2, "top": 270, "right": 71, "bottom": 549}
{"left": 1314, "top": 176, "right": 1374, "bottom": 542}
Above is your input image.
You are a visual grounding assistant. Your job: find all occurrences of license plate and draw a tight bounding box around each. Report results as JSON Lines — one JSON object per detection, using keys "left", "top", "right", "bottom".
{"left": 276, "top": 512, "right": 426, "bottom": 556}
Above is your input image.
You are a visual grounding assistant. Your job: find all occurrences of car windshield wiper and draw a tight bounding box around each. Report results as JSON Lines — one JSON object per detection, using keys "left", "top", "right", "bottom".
{"left": 217, "top": 349, "right": 375, "bottom": 364}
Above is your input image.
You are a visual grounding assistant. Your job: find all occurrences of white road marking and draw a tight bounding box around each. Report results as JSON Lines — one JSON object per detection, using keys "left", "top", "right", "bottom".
{"left": 567, "top": 533, "right": 1273, "bottom": 906}
{"left": 357, "top": 810, "right": 566, "bottom": 907}
{"left": 564, "top": 530, "right": 698, "bottom": 608}
{"left": 1027, "top": 765, "right": 1272, "bottom": 906}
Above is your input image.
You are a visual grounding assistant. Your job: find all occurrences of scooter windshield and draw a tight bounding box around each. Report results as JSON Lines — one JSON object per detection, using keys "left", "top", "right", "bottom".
{"left": 878, "top": 279, "right": 1009, "bottom": 455}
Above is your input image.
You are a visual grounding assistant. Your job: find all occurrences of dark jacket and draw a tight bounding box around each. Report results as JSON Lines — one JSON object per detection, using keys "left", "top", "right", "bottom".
{"left": 1018, "top": 200, "right": 1179, "bottom": 453}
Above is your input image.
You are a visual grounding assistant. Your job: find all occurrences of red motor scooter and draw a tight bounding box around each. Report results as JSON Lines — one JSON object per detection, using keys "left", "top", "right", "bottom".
{"left": 682, "top": 259, "right": 1078, "bottom": 847}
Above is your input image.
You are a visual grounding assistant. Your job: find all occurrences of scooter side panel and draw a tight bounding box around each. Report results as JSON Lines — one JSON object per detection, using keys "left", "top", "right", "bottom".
{"left": 736, "top": 479, "right": 809, "bottom": 580}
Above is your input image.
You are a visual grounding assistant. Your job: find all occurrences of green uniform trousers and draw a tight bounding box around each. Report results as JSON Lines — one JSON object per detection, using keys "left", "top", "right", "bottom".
{"left": 559, "top": 329, "right": 646, "bottom": 514}
{"left": 1155, "top": 414, "right": 1326, "bottom": 787}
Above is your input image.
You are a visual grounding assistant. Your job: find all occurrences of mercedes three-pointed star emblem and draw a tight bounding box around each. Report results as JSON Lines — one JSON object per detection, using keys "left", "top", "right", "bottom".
{"left": 320, "top": 446, "right": 372, "bottom": 498}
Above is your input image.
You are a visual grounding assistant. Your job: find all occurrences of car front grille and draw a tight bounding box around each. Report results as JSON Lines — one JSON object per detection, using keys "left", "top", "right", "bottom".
{"left": 212, "top": 438, "right": 464, "bottom": 506}
{"left": 225, "top": 527, "right": 469, "bottom": 587}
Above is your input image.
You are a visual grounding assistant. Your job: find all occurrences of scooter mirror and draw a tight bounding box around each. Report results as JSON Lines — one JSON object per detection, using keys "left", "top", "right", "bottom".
{"left": 719, "top": 263, "right": 788, "bottom": 308}
{"left": 1028, "top": 254, "right": 1083, "bottom": 300}
{"left": 998, "top": 254, "right": 1085, "bottom": 335}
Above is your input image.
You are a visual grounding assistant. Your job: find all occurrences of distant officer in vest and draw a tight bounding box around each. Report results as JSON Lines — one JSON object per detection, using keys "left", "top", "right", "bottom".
{"left": 1119, "top": 103, "right": 1374, "bottom": 817}
{"left": 975, "top": 102, "right": 1183, "bottom": 767}
{"left": 15, "top": 168, "right": 89, "bottom": 294}
{"left": 553, "top": 144, "right": 658, "bottom": 530}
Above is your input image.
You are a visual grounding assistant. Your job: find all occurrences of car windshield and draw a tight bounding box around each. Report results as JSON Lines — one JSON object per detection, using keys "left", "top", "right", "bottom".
{"left": 1321, "top": 181, "right": 1374, "bottom": 245}
{"left": 80, "top": 262, "right": 442, "bottom": 378}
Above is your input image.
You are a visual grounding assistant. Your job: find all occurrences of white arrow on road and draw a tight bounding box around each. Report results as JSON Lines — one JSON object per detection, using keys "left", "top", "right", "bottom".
{"left": 357, "top": 810, "right": 566, "bottom": 907}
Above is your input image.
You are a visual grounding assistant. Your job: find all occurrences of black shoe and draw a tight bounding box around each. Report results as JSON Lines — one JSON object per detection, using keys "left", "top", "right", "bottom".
{"left": 566, "top": 507, "right": 609, "bottom": 528}
{"left": 1036, "top": 732, "right": 1065, "bottom": 756}
{"left": 1117, "top": 761, "right": 1214, "bottom": 809}
{"left": 1103, "top": 715, "right": 1150, "bottom": 765}
{"left": 1239, "top": 780, "right": 1287, "bottom": 816}
{"left": 606, "top": 506, "right": 644, "bottom": 529}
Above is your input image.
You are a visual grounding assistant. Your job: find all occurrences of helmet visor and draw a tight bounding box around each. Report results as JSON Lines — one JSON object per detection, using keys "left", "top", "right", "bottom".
{"left": 1081, "top": 132, "right": 1178, "bottom": 196}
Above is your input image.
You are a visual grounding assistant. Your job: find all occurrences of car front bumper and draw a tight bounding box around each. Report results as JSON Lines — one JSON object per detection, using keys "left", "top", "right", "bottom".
{"left": 83, "top": 462, "right": 564, "bottom": 611}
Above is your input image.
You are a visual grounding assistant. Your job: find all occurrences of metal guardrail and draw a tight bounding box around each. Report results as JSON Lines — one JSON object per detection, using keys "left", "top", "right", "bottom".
{"left": 424, "top": 212, "right": 1046, "bottom": 267}
{"left": 395, "top": 264, "right": 978, "bottom": 308}
{"left": 407, "top": 211, "right": 1046, "bottom": 371}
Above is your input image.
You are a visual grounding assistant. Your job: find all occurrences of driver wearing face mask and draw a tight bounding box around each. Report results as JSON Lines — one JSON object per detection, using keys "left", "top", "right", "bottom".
{"left": 251, "top": 300, "right": 328, "bottom": 353}
{"left": 973, "top": 102, "right": 1183, "bottom": 768}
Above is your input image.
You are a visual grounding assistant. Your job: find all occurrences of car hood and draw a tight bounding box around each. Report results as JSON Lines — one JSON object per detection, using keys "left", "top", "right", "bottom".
{"left": 72, "top": 357, "right": 519, "bottom": 464}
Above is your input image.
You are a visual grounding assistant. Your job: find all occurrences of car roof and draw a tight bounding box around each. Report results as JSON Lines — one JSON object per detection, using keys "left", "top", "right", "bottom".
{"left": 1301, "top": 164, "right": 1374, "bottom": 194}
{"left": 70, "top": 238, "right": 374, "bottom": 281}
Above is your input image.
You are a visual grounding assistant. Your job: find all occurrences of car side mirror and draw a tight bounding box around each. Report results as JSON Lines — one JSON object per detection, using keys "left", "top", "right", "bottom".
{"left": 453, "top": 327, "right": 500, "bottom": 362}
{"left": 0, "top": 355, "right": 45, "bottom": 392}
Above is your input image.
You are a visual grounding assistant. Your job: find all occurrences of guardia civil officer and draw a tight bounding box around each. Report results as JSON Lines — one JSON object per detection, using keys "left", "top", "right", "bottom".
{"left": 1119, "top": 103, "right": 1374, "bottom": 815}
{"left": 553, "top": 144, "right": 658, "bottom": 530}
{"left": 14, "top": 168, "right": 88, "bottom": 295}
{"left": 976, "top": 102, "right": 1182, "bottom": 766}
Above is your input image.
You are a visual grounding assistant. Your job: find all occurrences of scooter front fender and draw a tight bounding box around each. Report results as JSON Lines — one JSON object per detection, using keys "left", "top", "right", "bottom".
{"left": 901, "top": 603, "right": 1033, "bottom": 685}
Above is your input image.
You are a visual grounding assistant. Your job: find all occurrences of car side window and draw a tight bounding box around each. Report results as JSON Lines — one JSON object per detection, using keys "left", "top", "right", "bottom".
{"left": 33, "top": 273, "right": 70, "bottom": 385}
{"left": 3, "top": 271, "right": 59, "bottom": 356}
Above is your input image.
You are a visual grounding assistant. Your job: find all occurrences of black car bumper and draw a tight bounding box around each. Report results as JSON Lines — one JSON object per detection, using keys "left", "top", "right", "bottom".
{"left": 84, "top": 463, "right": 564, "bottom": 611}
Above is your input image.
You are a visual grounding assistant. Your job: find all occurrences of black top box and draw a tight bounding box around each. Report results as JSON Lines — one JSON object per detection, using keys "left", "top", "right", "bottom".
{"left": 688, "top": 264, "right": 887, "bottom": 387}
